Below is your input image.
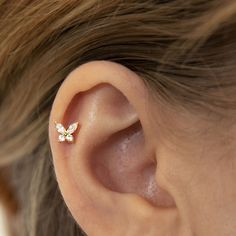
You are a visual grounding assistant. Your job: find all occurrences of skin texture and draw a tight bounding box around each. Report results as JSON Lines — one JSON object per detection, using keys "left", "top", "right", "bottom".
{"left": 49, "top": 61, "right": 236, "bottom": 236}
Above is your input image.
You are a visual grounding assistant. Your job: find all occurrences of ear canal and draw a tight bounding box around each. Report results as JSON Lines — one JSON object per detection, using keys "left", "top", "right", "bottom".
{"left": 64, "top": 83, "right": 174, "bottom": 208}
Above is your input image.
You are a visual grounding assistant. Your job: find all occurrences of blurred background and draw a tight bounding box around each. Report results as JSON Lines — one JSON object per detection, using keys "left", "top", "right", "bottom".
{"left": 0, "top": 170, "right": 19, "bottom": 236}
{"left": 0, "top": 205, "right": 8, "bottom": 236}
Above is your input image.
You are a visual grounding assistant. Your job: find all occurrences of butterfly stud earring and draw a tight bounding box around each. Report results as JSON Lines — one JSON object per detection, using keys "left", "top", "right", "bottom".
{"left": 54, "top": 121, "right": 79, "bottom": 143}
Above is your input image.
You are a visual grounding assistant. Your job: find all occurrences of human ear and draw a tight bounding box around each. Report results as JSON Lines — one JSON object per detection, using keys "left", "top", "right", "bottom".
{"left": 48, "top": 61, "right": 177, "bottom": 236}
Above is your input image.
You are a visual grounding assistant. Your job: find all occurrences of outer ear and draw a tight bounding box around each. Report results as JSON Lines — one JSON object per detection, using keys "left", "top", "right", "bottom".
{"left": 48, "top": 61, "right": 177, "bottom": 236}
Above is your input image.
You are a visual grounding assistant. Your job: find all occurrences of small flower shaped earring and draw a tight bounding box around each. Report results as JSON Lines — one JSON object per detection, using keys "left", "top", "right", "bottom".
{"left": 54, "top": 121, "right": 80, "bottom": 143}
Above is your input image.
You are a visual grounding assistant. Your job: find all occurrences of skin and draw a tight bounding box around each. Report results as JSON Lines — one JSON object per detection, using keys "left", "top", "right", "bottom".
{"left": 49, "top": 61, "right": 236, "bottom": 236}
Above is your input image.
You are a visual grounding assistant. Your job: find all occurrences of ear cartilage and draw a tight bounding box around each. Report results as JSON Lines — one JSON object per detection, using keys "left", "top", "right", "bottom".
{"left": 54, "top": 121, "right": 79, "bottom": 143}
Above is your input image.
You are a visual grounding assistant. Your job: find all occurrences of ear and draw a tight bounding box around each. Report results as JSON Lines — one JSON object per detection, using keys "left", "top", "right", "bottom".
{"left": 48, "top": 61, "right": 177, "bottom": 236}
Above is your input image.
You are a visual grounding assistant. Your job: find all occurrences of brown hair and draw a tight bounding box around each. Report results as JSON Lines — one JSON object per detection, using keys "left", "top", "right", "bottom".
{"left": 0, "top": 1, "right": 236, "bottom": 235}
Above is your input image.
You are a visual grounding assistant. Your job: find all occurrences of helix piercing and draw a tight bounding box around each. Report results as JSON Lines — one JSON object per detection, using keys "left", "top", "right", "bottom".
{"left": 54, "top": 121, "right": 79, "bottom": 143}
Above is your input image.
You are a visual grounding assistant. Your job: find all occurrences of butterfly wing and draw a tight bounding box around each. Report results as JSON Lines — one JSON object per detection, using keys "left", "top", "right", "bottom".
{"left": 55, "top": 123, "right": 66, "bottom": 135}
{"left": 66, "top": 122, "right": 79, "bottom": 135}
{"left": 65, "top": 134, "right": 74, "bottom": 142}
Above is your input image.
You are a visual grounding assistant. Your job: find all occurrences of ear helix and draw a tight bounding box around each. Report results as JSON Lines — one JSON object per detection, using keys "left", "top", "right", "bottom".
{"left": 54, "top": 121, "right": 80, "bottom": 143}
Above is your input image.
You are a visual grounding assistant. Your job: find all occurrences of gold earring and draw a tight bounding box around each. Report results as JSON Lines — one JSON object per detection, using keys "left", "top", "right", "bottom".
{"left": 54, "top": 121, "right": 79, "bottom": 143}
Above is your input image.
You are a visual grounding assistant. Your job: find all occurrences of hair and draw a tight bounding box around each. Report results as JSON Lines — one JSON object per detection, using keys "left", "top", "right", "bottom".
{"left": 0, "top": 0, "right": 236, "bottom": 235}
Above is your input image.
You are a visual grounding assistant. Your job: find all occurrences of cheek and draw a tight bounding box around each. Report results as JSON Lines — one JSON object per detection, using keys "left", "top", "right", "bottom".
{"left": 157, "top": 140, "right": 236, "bottom": 236}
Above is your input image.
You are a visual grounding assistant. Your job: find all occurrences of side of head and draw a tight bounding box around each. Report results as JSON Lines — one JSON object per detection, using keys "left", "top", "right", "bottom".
{"left": 0, "top": 1, "right": 236, "bottom": 236}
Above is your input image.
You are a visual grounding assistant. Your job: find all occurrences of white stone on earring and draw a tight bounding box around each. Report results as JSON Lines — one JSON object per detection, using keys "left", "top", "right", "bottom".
{"left": 55, "top": 121, "right": 79, "bottom": 143}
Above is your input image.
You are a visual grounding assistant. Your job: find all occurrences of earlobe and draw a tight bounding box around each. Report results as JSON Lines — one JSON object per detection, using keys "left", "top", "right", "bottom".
{"left": 49, "top": 61, "right": 178, "bottom": 236}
